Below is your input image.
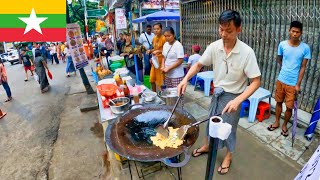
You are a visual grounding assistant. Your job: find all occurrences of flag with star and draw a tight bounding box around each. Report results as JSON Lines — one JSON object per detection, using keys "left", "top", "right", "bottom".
{"left": 0, "top": 0, "right": 66, "bottom": 41}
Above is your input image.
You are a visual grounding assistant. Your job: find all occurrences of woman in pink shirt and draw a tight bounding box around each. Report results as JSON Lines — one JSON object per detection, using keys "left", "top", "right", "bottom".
{"left": 0, "top": 59, "right": 12, "bottom": 102}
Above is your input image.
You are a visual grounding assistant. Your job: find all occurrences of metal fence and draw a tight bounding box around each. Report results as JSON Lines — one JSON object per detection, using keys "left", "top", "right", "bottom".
{"left": 181, "top": 0, "right": 320, "bottom": 113}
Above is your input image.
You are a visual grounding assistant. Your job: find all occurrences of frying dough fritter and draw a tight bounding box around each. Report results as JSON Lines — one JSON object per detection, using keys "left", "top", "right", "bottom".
{"left": 150, "top": 127, "right": 184, "bottom": 149}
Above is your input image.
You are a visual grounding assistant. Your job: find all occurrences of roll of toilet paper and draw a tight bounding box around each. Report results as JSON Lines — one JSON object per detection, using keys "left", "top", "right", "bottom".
{"left": 209, "top": 116, "right": 232, "bottom": 140}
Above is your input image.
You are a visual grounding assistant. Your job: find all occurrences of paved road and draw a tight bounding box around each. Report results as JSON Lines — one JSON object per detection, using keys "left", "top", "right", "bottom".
{"left": 0, "top": 61, "right": 77, "bottom": 179}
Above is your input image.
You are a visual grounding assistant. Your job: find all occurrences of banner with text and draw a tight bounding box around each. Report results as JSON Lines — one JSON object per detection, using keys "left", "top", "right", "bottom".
{"left": 66, "top": 23, "right": 89, "bottom": 70}
{"left": 142, "top": 0, "right": 179, "bottom": 9}
{"left": 115, "top": 8, "right": 127, "bottom": 30}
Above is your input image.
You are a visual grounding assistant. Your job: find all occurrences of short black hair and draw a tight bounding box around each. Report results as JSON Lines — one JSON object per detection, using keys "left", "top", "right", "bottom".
{"left": 35, "top": 50, "right": 42, "bottom": 57}
{"left": 153, "top": 22, "right": 162, "bottom": 29}
{"left": 146, "top": 24, "right": 152, "bottom": 28}
{"left": 290, "top": 21, "right": 303, "bottom": 31}
{"left": 219, "top": 10, "right": 242, "bottom": 28}
{"left": 164, "top": 26, "right": 175, "bottom": 36}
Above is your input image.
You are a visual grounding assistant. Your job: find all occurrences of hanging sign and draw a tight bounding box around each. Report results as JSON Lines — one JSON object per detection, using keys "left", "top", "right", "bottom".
{"left": 66, "top": 23, "right": 89, "bottom": 70}
{"left": 115, "top": 8, "right": 127, "bottom": 30}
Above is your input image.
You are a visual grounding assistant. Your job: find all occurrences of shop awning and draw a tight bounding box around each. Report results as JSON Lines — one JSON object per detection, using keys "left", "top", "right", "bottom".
{"left": 132, "top": 10, "right": 180, "bottom": 23}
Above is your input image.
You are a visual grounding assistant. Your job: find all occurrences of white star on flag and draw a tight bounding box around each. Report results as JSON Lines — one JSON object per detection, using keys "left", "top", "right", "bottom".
{"left": 19, "top": 9, "right": 47, "bottom": 35}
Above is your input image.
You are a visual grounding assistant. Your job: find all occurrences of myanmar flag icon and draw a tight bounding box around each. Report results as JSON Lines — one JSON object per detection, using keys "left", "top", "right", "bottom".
{"left": 0, "top": 0, "right": 66, "bottom": 41}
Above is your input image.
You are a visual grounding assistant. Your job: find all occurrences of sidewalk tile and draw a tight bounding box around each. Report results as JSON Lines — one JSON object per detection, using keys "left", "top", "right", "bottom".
{"left": 297, "top": 134, "right": 320, "bottom": 166}
{"left": 183, "top": 102, "right": 209, "bottom": 119}
{"left": 271, "top": 135, "right": 306, "bottom": 161}
{"left": 194, "top": 96, "right": 212, "bottom": 110}
{"left": 247, "top": 122, "right": 282, "bottom": 144}
{"left": 239, "top": 117, "right": 258, "bottom": 129}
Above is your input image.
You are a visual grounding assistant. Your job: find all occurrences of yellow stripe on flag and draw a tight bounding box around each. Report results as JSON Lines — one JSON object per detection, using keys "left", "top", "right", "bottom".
{"left": 0, "top": 1, "right": 66, "bottom": 14}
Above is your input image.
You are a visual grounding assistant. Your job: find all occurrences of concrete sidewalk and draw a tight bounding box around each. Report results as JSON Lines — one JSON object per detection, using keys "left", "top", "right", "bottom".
{"left": 115, "top": 84, "right": 319, "bottom": 180}
{"left": 184, "top": 84, "right": 319, "bottom": 167}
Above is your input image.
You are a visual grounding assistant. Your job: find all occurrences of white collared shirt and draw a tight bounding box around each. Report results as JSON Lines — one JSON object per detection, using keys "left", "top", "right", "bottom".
{"left": 139, "top": 32, "right": 155, "bottom": 50}
{"left": 199, "top": 38, "right": 261, "bottom": 94}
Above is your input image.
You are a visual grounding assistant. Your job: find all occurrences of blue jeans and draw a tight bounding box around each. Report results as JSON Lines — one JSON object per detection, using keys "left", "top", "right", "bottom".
{"left": 2, "top": 80, "right": 12, "bottom": 98}
{"left": 66, "top": 56, "right": 76, "bottom": 73}
{"left": 143, "top": 53, "right": 151, "bottom": 75}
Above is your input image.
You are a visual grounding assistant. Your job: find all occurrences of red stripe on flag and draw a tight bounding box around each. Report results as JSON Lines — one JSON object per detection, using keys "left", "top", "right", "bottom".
{"left": 0, "top": 28, "right": 66, "bottom": 41}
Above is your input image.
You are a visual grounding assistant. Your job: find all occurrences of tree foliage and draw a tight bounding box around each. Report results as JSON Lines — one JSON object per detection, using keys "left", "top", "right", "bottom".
{"left": 68, "top": 0, "right": 99, "bottom": 35}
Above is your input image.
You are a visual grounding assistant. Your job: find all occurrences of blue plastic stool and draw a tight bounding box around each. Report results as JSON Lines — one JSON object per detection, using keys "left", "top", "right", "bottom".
{"left": 92, "top": 71, "right": 99, "bottom": 84}
{"left": 189, "top": 75, "right": 197, "bottom": 85}
{"left": 240, "top": 100, "right": 250, "bottom": 118}
{"left": 194, "top": 79, "right": 205, "bottom": 91}
{"left": 194, "top": 71, "right": 214, "bottom": 97}
{"left": 247, "top": 87, "right": 272, "bottom": 122}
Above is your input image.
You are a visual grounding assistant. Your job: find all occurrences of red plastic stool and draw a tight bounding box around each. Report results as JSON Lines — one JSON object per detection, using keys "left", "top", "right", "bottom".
{"left": 210, "top": 82, "right": 214, "bottom": 95}
{"left": 256, "top": 102, "right": 270, "bottom": 122}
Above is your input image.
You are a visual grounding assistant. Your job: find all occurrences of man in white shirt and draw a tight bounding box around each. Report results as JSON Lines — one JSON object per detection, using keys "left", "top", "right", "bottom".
{"left": 139, "top": 25, "right": 155, "bottom": 75}
{"left": 177, "top": 10, "right": 261, "bottom": 175}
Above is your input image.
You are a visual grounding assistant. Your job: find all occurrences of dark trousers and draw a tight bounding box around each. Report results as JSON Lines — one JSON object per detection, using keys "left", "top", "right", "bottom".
{"left": 51, "top": 53, "right": 59, "bottom": 64}
{"left": 2, "top": 80, "right": 12, "bottom": 98}
{"left": 143, "top": 53, "right": 151, "bottom": 75}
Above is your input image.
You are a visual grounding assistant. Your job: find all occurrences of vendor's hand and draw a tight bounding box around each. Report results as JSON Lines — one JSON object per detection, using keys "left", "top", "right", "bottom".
{"left": 295, "top": 85, "right": 301, "bottom": 93}
{"left": 222, "top": 99, "right": 242, "bottom": 114}
{"left": 146, "top": 50, "right": 151, "bottom": 55}
{"left": 129, "top": 54, "right": 133, "bottom": 58}
{"left": 152, "top": 50, "right": 159, "bottom": 55}
{"left": 161, "top": 67, "right": 170, "bottom": 73}
{"left": 177, "top": 79, "right": 188, "bottom": 96}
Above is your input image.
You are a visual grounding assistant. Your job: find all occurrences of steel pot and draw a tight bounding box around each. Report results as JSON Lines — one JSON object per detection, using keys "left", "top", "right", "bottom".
{"left": 109, "top": 97, "right": 130, "bottom": 114}
{"left": 158, "top": 88, "right": 179, "bottom": 106}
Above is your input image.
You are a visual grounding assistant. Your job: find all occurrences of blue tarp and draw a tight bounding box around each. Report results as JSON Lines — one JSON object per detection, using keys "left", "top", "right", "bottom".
{"left": 132, "top": 10, "right": 180, "bottom": 23}
{"left": 305, "top": 97, "right": 320, "bottom": 141}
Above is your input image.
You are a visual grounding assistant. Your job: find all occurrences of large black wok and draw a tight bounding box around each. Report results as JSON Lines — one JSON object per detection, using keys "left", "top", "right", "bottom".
{"left": 105, "top": 104, "right": 200, "bottom": 167}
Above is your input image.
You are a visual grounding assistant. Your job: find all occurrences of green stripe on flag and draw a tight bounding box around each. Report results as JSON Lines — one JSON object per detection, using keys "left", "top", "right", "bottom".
{"left": 0, "top": 14, "right": 66, "bottom": 28}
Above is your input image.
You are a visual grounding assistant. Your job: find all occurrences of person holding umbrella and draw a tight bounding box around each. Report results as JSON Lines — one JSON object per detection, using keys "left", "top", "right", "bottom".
{"left": 177, "top": 10, "right": 261, "bottom": 174}
{"left": 267, "top": 21, "right": 311, "bottom": 137}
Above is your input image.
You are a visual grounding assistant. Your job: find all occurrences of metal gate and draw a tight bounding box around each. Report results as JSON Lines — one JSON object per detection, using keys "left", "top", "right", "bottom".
{"left": 181, "top": 0, "right": 320, "bottom": 113}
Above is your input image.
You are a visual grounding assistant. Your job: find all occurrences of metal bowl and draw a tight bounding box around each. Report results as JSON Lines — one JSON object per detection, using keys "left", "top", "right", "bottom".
{"left": 109, "top": 97, "right": 130, "bottom": 114}
{"left": 141, "top": 92, "right": 157, "bottom": 102}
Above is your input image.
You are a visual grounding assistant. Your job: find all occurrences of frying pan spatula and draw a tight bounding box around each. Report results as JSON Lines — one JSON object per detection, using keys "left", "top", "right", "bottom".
{"left": 155, "top": 94, "right": 183, "bottom": 138}
{"left": 177, "top": 113, "right": 222, "bottom": 140}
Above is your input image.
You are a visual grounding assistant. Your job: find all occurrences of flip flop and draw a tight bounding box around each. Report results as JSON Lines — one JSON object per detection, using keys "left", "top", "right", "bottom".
{"left": 281, "top": 129, "right": 289, "bottom": 137}
{"left": 192, "top": 148, "right": 208, "bottom": 157}
{"left": 4, "top": 97, "right": 12, "bottom": 102}
{"left": 267, "top": 125, "right": 279, "bottom": 131}
{"left": 218, "top": 161, "right": 232, "bottom": 175}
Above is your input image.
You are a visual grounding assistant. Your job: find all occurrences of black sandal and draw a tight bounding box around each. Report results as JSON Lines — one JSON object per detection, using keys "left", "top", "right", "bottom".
{"left": 192, "top": 148, "right": 208, "bottom": 157}
{"left": 281, "top": 129, "right": 289, "bottom": 137}
{"left": 218, "top": 161, "right": 232, "bottom": 175}
{"left": 4, "top": 97, "right": 12, "bottom": 102}
{"left": 267, "top": 125, "right": 279, "bottom": 131}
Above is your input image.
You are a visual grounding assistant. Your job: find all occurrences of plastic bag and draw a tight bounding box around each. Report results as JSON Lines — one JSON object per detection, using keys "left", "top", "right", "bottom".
{"left": 151, "top": 56, "right": 159, "bottom": 69}
{"left": 47, "top": 70, "right": 53, "bottom": 80}
{"left": 34, "top": 74, "right": 39, "bottom": 82}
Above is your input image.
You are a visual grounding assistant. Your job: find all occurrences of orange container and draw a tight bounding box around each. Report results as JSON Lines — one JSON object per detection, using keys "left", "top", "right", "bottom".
{"left": 97, "top": 84, "right": 118, "bottom": 97}
{"left": 83, "top": 43, "right": 94, "bottom": 59}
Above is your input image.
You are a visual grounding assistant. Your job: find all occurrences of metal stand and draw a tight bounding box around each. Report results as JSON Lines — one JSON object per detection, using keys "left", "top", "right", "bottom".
{"left": 205, "top": 137, "right": 219, "bottom": 180}
{"left": 126, "top": 156, "right": 182, "bottom": 180}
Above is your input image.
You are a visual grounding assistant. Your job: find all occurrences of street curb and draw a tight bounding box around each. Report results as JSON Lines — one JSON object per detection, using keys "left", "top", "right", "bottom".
{"left": 80, "top": 94, "right": 99, "bottom": 112}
